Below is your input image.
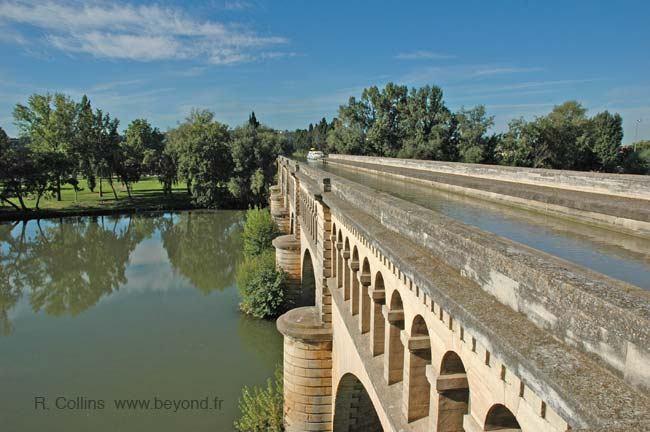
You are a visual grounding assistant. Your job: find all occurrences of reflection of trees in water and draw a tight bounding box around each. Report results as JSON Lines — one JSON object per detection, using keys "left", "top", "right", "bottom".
{"left": 237, "top": 313, "right": 283, "bottom": 367}
{"left": 161, "top": 211, "right": 243, "bottom": 294}
{"left": 0, "top": 215, "right": 162, "bottom": 334}
{"left": 0, "top": 211, "right": 244, "bottom": 335}
{"left": 0, "top": 222, "right": 28, "bottom": 335}
{"left": 27, "top": 216, "right": 160, "bottom": 316}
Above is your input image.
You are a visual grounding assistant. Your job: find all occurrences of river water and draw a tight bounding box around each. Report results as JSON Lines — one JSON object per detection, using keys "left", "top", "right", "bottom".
{"left": 319, "top": 161, "right": 650, "bottom": 289}
{"left": 0, "top": 211, "right": 282, "bottom": 431}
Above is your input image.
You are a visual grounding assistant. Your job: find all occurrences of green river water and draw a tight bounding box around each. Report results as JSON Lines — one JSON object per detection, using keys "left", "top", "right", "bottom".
{"left": 0, "top": 211, "right": 282, "bottom": 431}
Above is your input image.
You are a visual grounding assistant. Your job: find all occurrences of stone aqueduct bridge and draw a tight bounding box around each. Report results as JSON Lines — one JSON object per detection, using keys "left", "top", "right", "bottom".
{"left": 269, "top": 155, "right": 650, "bottom": 432}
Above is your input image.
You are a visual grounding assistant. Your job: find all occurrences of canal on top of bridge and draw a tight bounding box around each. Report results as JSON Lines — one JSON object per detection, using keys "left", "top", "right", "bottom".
{"left": 318, "top": 161, "right": 650, "bottom": 290}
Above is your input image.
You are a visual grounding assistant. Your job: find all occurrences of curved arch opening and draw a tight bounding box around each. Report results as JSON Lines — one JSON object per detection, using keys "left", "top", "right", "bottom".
{"left": 334, "top": 373, "right": 383, "bottom": 432}
{"left": 441, "top": 351, "right": 466, "bottom": 375}
{"left": 404, "top": 315, "right": 431, "bottom": 422}
{"left": 385, "top": 291, "right": 405, "bottom": 385}
{"left": 436, "top": 351, "right": 470, "bottom": 432}
{"left": 300, "top": 249, "right": 316, "bottom": 306}
{"left": 484, "top": 404, "right": 521, "bottom": 431}
{"left": 371, "top": 272, "right": 386, "bottom": 356}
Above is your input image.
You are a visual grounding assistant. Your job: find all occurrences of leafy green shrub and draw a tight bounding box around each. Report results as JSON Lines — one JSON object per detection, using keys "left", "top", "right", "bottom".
{"left": 237, "top": 250, "right": 286, "bottom": 319}
{"left": 242, "top": 207, "right": 279, "bottom": 258}
{"left": 234, "top": 366, "right": 284, "bottom": 432}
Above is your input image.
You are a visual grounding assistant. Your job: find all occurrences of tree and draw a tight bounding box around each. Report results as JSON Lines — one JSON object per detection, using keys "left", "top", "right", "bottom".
{"left": 13, "top": 93, "right": 78, "bottom": 201}
{"left": 119, "top": 119, "right": 164, "bottom": 198}
{"left": 234, "top": 366, "right": 283, "bottom": 432}
{"left": 166, "top": 109, "right": 233, "bottom": 207}
{"left": 588, "top": 111, "right": 623, "bottom": 171}
{"left": 398, "top": 85, "right": 458, "bottom": 161}
{"left": 634, "top": 140, "right": 650, "bottom": 172}
{"left": 241, "top": 208, "right": 279, "bottom": 258}
{"left": 93, "top": 110, "right": 122, "bottom": 200}
{"left": 230, "top": 119, "right": 285, "bottom": 206}
{"left": 0, "top": 130, "right": 49, "bottom": 210}
{"left": 455, "top": 105, "right": 496, "bottom": 164}
{"left": 75, "top": 95, "right": 97, "bottom": 191}
{"left": 236, "top": 250, "right": 286, "bottom": 319}
{"left": 328, "top": 83, "right": 459, "bottom": 161}
{"left": 248, "top": 111, "right": 260, "bottom": 128}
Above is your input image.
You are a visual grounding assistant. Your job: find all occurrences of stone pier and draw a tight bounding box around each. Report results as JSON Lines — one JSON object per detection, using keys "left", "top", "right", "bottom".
{"left": 272, "top": 234, "right": 302, "bottom": 308}
{"left": 277, "top": 307, "right": 333, "bottom": 432}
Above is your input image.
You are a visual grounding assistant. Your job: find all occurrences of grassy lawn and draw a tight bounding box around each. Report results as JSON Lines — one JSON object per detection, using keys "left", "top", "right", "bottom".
{"left": 0, "top": 177, "right": 192, "bottom": 218}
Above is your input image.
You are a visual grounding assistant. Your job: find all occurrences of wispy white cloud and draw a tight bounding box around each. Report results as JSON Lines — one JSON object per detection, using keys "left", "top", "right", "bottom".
{"left": 0, "top": 0, "right": 288, "bottom": 64}
{"left": 224, "top": 0, "right": 253, "bottom": 10}
{"left": 471, "top": 67, "right": 543, "bottom": 77}
{"left": 0, "top": 24, "right": 27, "bottom": 44}
{"left": 395, "top": 50, "right": 454, "bottom": 60}
{"left": 90, "top": 79, "right": 145, "bottom": 92}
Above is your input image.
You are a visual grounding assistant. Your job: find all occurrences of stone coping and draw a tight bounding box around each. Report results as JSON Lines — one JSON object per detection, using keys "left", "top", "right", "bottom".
{"left": 272, "top": 234, "right": 300, "bottom": 250}
{"left": 271, "top": 208, "right": 288, "bottom": 217}
{"left": 326, "top": 154, "right": 650, "bottom": 201}
{"left": 277, "top": 306, "right": 333, "bottom": 341}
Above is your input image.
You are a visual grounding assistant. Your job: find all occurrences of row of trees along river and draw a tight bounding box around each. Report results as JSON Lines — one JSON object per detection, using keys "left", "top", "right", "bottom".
{"left": 0, "top": 93, "right": 287, "bottom": 211}
{"left": 1, "top": 83, "right": 648, "bottom": 213}
{"left": 291, "top": 83, "right": 650, "bottom": 174}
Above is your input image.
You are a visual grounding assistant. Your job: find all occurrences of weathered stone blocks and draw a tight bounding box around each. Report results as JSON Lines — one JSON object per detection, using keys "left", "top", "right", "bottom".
{"left": 277, "top": 307, "right": 334, "bottom": 432}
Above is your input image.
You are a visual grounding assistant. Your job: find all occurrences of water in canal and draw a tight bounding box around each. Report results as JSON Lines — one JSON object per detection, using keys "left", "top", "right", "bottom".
{"left": 320, "top": 162, "right": 650, "bottom": 289}
{"left": 0, "top": 211, "right": 282, "bottom": 431}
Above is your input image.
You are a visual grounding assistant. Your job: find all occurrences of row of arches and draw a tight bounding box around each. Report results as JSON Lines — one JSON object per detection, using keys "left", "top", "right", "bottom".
{"left": 330, "top": 222, "right": 522, "bottom": 432}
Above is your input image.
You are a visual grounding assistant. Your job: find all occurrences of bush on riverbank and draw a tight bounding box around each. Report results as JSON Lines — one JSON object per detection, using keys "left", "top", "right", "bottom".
{"left": 234, "top": 366, "right": 284, "bottom": 432}
{"left": 242, "top": 207, "right": 279, "bottom": 258}
{"left": 237, "top": 250, "right": 286, "bottom": 319}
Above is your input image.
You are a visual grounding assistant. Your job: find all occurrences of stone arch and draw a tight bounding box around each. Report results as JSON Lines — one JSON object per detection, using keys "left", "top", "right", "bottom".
{"left": 333, "top": 373, "right": 383, "bottom": 432}
{"left": 371, "top": 271, "right": 386, "bottom": 356}
{"left": 343, "top": 238, "right": 351, "bottom": 301}
{"left": 484, "top": 404, "right": 521, "bottom": 430}
{"left": 350, "top": 246, "right": 360, "bottom": 311}
{"left": 384, "top": 290, "right": 405, "bottom": 385}
{"left": 404, "top": 315, "right": 431, "bottom": 422}
{"left": 359, "top": 258, "right": 371, "bottom": 333}
{"left": 299, "top": 248, "right": 316, "bottom": 306}
{"left": 435, "top": 351, "right": 470, "bottom": 432}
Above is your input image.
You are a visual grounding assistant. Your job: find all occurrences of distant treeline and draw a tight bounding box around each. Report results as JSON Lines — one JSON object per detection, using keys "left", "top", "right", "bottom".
{"left": 0, "top": 93, "right": 288, "bottom": 211}
{"left": 287, "top": 83, "right": 649, "bottom": 174}
{"left": 2, "top": 84, "right": 648, "bottom": 212}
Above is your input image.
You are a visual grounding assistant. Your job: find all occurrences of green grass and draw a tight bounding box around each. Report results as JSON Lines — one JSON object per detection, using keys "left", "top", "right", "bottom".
{"left": 0, "top": 177, "right": 192, "bottom": 218}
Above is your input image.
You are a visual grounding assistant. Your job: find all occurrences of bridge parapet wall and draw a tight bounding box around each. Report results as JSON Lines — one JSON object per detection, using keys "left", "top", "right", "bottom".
{"left": 328, "top": 154, "right": 650, "bottom": 200}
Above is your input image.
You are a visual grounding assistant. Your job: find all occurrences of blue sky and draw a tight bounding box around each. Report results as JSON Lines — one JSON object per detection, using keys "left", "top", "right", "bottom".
{"left": 0, "top": 0, "right": 649, "bottom": 142}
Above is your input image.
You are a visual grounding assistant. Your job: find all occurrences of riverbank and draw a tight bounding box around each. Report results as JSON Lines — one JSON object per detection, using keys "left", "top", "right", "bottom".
{"left": 0, "top": 177, "right": 194, "bottom": 221}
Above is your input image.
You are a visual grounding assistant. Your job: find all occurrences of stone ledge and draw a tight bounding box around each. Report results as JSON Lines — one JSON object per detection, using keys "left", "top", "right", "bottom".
{"left": 277, "top": 307, "right": 333, "bottom": 342}
{"left": 273, "top": 234, "right": 301, "bottom": 250}
{"left": 326, "top": 154, "right": 650, "bottom": 201}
